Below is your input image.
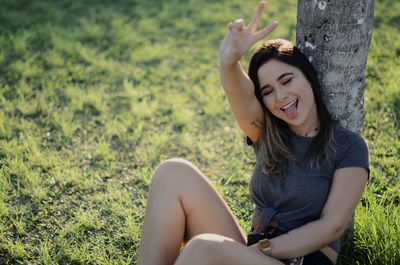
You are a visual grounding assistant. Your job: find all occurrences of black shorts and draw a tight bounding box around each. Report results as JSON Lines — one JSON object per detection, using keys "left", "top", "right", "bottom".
{"left": 301, "top": 251, "right": 334, "bottom": 265}
{"left": 247, "top": 233, "right": 334, "bottom": 265}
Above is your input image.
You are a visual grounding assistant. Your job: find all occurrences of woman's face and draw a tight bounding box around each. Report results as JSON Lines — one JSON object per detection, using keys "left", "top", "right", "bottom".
{"left": 257, "top": 59, "right": 319, "bottom": 136}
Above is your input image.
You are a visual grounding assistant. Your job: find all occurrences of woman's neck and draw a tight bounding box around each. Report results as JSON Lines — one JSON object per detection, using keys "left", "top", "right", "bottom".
{"left": 290, "top": 119, "right": 320, "bottom": 137}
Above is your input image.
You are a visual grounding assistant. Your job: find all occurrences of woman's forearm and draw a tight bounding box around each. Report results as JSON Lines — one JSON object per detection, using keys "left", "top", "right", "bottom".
{"left": 269, "top": 218, "right": 340, "bottom": 259}
{"left": 219, "top": 61, "right": 255, "bottom": 111}
{"left": 219, "top": 61, "right": 264, "bottom": 141}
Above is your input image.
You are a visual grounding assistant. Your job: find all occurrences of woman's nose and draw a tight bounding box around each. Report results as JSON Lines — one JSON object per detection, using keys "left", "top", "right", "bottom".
{"left": 275, "top": 88, "right": 288, "bottom": 101}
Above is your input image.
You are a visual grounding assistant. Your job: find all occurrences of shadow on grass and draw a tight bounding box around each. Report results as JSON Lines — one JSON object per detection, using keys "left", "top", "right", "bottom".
{"left": 0, "top": 0, "right": 206, "bottom": 34}
{"left": 391, "top": 91, "right": 400, "bottom": 130}
{"left": 0, "top": 0, "right": 140, "bottom": 32}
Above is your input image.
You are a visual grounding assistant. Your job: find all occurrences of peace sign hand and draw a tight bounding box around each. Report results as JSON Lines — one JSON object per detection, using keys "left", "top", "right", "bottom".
{"left": 219, "top": 1, "right": 279, "bottom": 67}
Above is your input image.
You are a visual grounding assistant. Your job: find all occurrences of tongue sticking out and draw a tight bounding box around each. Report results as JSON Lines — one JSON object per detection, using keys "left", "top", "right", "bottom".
{"left": 283, "top": 100, "right": 298, "bottom": 120}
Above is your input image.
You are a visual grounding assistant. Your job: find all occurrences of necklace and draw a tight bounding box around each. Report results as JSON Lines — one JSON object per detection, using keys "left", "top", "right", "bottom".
{"left": 303, "top": 127, "right": 319, "bottom": 137}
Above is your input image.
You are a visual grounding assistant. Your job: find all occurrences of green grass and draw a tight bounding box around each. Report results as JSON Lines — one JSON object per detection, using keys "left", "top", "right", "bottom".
{"left": 0, "top": 0, "right": 399, "bottom": 264}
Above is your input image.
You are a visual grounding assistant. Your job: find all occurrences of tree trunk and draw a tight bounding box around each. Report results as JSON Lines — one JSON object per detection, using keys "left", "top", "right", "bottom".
{"left": 295, "top": 0, "right": 374, "bottom": 249}
{"left": 296, "top": 0, "right": 374, "bottom": 133}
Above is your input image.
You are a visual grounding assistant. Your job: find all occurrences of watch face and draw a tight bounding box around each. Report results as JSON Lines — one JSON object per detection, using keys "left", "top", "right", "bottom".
{"left": 259, "top": 239, "right": 271, "bottom": 249}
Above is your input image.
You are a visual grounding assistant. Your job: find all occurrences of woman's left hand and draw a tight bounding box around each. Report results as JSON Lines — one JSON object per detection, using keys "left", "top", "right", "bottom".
{"left": 219, "top": 1, "right": 279, "bottom": 67}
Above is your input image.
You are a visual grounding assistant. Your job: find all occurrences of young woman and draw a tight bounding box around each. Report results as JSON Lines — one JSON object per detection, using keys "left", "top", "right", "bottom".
{"left": 137, "top": 2, "right": 369, "bottom": 265}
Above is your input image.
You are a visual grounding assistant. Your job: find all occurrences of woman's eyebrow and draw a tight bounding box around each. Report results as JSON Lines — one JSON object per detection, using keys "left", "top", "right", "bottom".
{"left": 277, "top": 72, "right": 294, "bottom": 81}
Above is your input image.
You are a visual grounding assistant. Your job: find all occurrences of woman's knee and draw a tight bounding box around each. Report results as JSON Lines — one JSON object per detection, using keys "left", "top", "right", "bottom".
{"left": 160, "top": 158, "right": 196, "bottom": 171}
{"left": 183, "top": 234, "right": 235, "bottom": 263}
{"left": 150, "top": 158, "right": 199, "bottom": 187}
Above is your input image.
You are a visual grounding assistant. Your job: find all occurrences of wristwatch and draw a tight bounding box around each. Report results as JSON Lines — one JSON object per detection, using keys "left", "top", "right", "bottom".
{"left": 258, "top": 238, "right": 272, "bottom": 256}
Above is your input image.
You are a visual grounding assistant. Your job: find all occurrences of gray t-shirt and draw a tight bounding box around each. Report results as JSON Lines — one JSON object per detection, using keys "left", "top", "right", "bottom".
{"left": 247, "top": 123, "right": 369, "bottom": 253}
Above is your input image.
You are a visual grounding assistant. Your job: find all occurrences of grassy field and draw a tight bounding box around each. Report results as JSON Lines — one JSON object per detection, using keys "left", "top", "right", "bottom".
{"left": 0, "top": 0, "right": 399, "bottom": 264}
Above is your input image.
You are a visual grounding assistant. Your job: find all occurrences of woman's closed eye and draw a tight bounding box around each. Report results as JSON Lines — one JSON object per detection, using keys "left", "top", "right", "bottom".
{"left": 261, "top": 88, "right": 273, "bottom": 96}
{"left": 282, "top": 78, "right": 293, "bottom": 85}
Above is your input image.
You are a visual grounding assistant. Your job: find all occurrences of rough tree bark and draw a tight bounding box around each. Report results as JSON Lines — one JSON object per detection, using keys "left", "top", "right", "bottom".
{"left": 296, "top": 0, "right": 374, "bottom": 133}
{"left": 295, "top": 0, "right": 374, "bottom": 248}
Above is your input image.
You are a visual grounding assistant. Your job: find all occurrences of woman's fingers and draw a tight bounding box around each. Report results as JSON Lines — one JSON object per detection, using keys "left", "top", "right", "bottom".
{"left": 227, "top": 21, "right": 234, "bottom": 31}
{"left": 246, "top": 1, "right": 279, "bottom": 43}
{"left": 233, "top": 18, "right": 245, "bottom": 31}
{"left": 253, "top": 21, "right": 279, "bottom": 42}
{"left": 248, "top": 1, "right": 266, "bottom": 32}
{"left": 220, "top": 1, "right": 278, "bottom": 65}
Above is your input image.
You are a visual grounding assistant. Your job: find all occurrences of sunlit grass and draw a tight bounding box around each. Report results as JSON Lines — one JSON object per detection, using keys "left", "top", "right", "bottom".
{"left": 0, "top": 0, "right": 399, "bottom": 264}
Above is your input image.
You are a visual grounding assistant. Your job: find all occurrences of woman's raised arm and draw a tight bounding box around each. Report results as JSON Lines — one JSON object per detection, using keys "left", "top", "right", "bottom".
{"left": 219, "top": 1, "right": 278, "bottom": 142}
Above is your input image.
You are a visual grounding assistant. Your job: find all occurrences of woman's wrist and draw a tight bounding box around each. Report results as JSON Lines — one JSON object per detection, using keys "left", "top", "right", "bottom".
{"left": 219, "top": 58, "right": 241, "bottom": 70}
{"left": 258, "top": 238, "right": 273, "bottom": 256}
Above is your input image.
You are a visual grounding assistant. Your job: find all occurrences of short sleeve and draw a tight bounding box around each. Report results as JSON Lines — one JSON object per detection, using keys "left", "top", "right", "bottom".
{"left": 245, "top": 136, "right": 254, "bottom": 146}
{"left": 245, "top": 136, "right": 261, "bottom": 156}
{"left": 335, "top": 133, "right": 370, "bottom": 177}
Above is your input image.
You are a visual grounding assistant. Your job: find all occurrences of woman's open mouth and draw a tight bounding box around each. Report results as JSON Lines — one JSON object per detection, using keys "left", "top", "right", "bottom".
{"left": 281, "top": 99, "right": 298, "bottom": 120}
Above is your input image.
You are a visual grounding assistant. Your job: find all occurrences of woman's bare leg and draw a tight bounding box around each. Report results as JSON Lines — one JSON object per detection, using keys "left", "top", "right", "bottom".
{"left": 137, "top": 158, "right": 247, "bottom": 265}
{"left": 175, "top": 234, "right": 284, "bottom": 265}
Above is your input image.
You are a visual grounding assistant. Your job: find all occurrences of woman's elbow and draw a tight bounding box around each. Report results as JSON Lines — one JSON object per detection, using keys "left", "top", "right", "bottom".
{"left": 328, "top": 219, "right": 349, "bottom": 241}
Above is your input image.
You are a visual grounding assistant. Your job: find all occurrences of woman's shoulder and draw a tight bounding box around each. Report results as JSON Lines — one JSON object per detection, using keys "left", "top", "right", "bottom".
{"left": 332, "top": 122, "right": 369, "bottom": 172}
{"left": 332, "top": 122, "right": 367, "bottom": 148}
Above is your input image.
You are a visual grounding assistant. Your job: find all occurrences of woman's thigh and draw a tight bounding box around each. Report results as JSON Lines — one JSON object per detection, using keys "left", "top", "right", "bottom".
{"left": 151, "top": 158, "right": 247, "bottom": 244}
{"left": 175, "top": 233, "right": 284, "bottom": 265}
